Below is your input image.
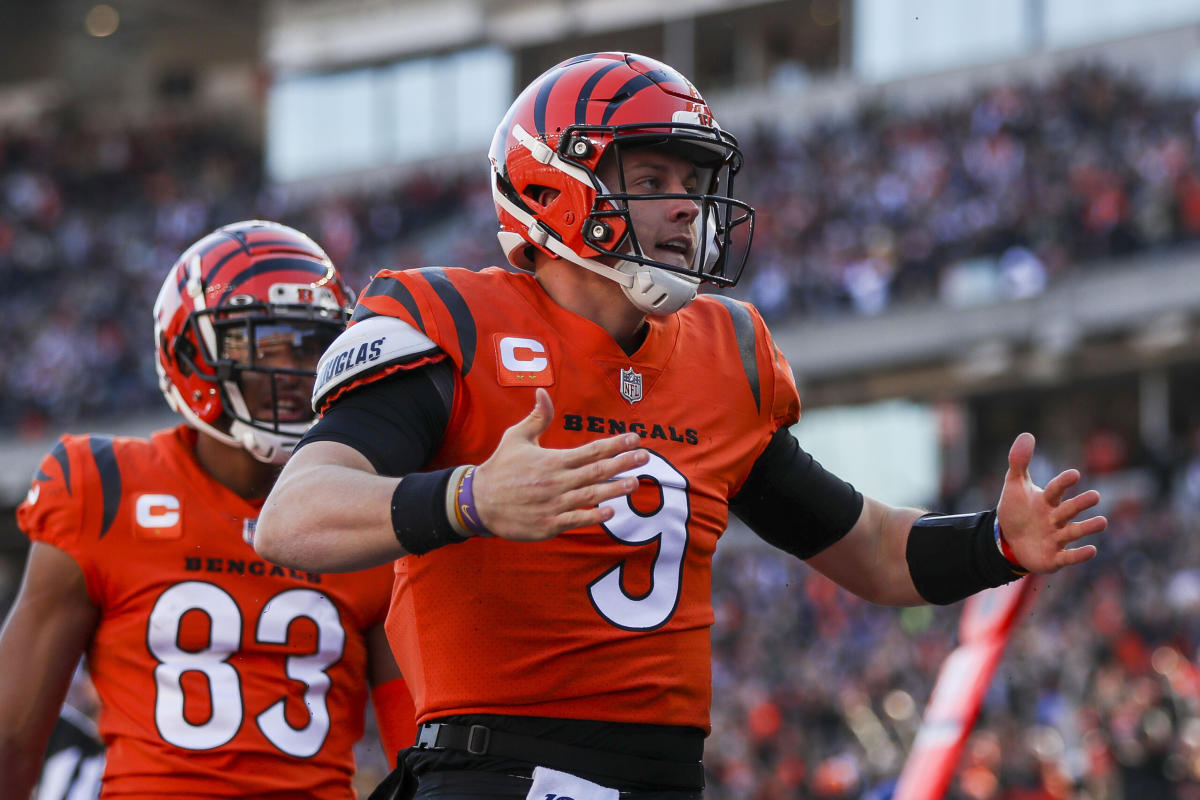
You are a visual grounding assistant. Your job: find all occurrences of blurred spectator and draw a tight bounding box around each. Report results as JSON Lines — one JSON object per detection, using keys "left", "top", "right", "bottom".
{"left": 4, "top": 64, "right": 1200, "bottom": 432}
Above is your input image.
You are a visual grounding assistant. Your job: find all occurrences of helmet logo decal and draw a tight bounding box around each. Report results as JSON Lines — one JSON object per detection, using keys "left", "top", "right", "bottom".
{"left": 673, "top": 107, "right": 715, "bottom": 129}
{"left": 217, "top": 257, "right": 332, "bottom": 308}
{"left": 620, "top": 367, "right": 643, "bottom": 405}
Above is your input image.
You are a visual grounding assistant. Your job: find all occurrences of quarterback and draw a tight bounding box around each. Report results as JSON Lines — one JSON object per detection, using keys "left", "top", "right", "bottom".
{"left": 0, "top": 221, "right": 416, "bottom": 798}
{"left": 256, "top": 53, "right": 1107, "bottom": 799}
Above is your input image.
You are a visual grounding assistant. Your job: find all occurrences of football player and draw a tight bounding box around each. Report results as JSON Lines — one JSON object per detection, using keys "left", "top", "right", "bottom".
{"left": 255, "top": 53, "right": 1106, "bottom": 799}
{"left": 0, "top": 221, "right": 416, "bottom": 798}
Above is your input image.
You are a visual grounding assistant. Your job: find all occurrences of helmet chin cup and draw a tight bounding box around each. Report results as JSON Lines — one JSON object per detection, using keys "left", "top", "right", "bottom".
{"left": 552, "top": 239, "right": 700, "bottom": 316}
{"left": 621, "top": 263, "right": 699, "bottom": 315}
{"left": 169, "top": 383, "right": 297, "bottom": 466}
{"left": 230, "top": 419, "right": 296, "bottom": 466}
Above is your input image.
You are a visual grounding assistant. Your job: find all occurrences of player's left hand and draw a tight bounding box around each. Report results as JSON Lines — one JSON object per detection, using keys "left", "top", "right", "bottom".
{"left": 471, "top": 388, "right": 649, "bottom": 542}
{"left": 995, "top": 432, "right": 1107, "bottom": 573}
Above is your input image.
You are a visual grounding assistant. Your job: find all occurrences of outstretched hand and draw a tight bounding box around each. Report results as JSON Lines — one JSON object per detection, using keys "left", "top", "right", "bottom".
{"left": 470, "top": 388, "right": 649, "bottom": 541}
{"left": 996, "top": 432, "right": 1107, "bottom": 573}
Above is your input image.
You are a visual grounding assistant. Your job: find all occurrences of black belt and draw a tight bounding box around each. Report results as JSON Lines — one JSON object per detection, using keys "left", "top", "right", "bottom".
{"left": 414, "top": 722, "right": 705, "bottom": 790}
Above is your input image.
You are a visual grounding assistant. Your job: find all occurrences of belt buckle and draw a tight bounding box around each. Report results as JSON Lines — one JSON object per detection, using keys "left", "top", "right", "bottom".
{"left": 466, "top": 724, "right": 491, "bottom": 755}
{"left": 416, "top": 723, "right": 439, "bottom": 750}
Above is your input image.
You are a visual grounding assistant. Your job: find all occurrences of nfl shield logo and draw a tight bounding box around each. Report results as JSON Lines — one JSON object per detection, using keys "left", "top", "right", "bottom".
{"left": 619, "top": 367, "right": 643, "bottom": 404}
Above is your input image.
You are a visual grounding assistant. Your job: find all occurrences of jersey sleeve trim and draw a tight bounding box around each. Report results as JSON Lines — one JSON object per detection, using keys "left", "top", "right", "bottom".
{"left": 38, "top": 440, "right": 73, "bottom": 496}
{"left": 88, "top": 435, "right": 122, "bottom": 538}
{"left": 710, "top": 295, "right": 761, "bottom": 413}
{"left": 352, "top": 272, "right": 428, "bottom": 331}
{"left": 312, "top": 315, "right": 441, "bottom": 412}
{"left": 418, "top": 268, "right": 478, "bottom": 377}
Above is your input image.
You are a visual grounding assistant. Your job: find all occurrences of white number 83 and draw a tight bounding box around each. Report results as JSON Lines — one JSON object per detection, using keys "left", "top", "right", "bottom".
{"left": 147, "top": 582, "right": 344, "bottom": 755}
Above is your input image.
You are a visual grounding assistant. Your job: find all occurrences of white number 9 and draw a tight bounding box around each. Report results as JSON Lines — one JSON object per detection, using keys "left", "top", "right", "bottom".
{"left": 588, "top": 451, "right": 690, "bottom": 631}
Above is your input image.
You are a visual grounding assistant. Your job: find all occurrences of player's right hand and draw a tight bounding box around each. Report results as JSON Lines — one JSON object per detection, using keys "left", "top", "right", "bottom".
{"left": 471, "top": 388, "right": 648, "bottom": 541}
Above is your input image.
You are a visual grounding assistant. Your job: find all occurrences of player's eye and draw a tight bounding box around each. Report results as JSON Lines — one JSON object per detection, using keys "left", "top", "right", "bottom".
{"left": 220, "top": 328, "right": 251, "bottom": 360}
{"left": 632, "top": 175, "right": 659, "bottom": 192}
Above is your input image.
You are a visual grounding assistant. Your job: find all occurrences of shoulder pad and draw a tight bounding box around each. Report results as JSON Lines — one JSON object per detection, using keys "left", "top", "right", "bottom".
{"left": 312, "top": 316, "right": 440, "bottom": 411}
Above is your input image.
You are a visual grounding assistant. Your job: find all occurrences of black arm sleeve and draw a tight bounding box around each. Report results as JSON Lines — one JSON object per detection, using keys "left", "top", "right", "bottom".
{"left": 906, "top": 510, "right": 1023, "bottom": 605}
{"left": 295, "top": 360, "right": 455, "bottom": 476}
{"left": 730, "top": 427, "right": 864, "bottom": 559}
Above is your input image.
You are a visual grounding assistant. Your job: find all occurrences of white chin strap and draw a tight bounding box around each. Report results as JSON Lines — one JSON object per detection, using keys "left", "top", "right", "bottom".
{"left": 230, "top": 419, "right": 303, "bottom": 466}
{"left": 621, "top": 263, "right": 699, "bottom": 315}
{"left": 621, "top": 209, "right": 720, "bottom": 315}
{"left": 165, "top": 383, "right": 306, "bottom": 466}
{"left": 494, "top": 193, "right": 700, "bottom": 316}
{"left": 619, "top": 211, "right": 720, "bottom": 315}
{"left": 532, "top": 220, "right": 699, "bottom": 315}
{"left": 224, "top": 379, "right": 309, "bottom": 465}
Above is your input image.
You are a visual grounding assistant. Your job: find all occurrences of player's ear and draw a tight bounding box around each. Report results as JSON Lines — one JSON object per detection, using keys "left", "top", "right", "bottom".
{"left": 528, "top": 185, "right": 560, "bottom": 209}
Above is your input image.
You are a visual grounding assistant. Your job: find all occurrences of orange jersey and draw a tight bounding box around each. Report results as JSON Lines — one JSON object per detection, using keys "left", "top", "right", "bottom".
{"left": 326, "top": 267, "right": 799, "bottom": 732}
{"left": 17, "top": 425, "right": 395, "bottom": 799}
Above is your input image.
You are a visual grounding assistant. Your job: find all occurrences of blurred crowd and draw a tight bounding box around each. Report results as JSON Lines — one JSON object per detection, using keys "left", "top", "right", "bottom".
{"left": 702, "top": 449, "right": 1200, "bottom": 799}
{"left": 740, "top": 65, "right": 1200, "bottom": 321}
{"left": 2, "top": 63, "right": 1200, "bottom": 435}
{"left": 0, "top": 114, "right": 481, "bottom": 435}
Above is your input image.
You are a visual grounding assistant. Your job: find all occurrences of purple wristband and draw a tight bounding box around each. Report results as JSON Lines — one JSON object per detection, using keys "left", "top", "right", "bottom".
{"left": 456, "top": 466, "right": 491, "bottom": 536}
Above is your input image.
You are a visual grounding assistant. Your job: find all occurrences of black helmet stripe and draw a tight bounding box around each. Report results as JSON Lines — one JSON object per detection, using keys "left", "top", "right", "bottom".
{"left": 575, "top": 61, "right": 625, "bottom": 126}
{"left": 533, "top": 57, "right": 624, "bottom": 136}
{"left": 216, "top": 257, "right": 333, "bottom": 307}
{"left": 599, "top": 71, "right": 670, "bottom": 127}
{"left": 533, "top": 66, "right": 563, "bottom": 137}
{"left": 563, "top": 52, "right": 602, "bottom": 66}
{"left": 173, "top": 238, "right": 317, "bottom": 296}
{"left": 201, "top": 230, "right": 248, "bottom": 258}
{"left": 532, "top": 57, "right": 675, "bottom": 137}
{"left": 532, "top": 53, "right": 602, "bottom": 134}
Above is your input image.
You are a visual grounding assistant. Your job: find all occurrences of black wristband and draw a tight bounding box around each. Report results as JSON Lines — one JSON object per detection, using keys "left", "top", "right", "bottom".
{"left": 905, "top": 509, "right": 1024, "bottom": 605}
{"left": 391, "top": 468, "right": 469, "bottom": 556}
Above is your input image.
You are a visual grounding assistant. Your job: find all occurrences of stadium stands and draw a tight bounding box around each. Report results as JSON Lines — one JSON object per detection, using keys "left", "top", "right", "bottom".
{"left": 2, "top": 64, "right": 1198, "bottom": 434}
{"left": 4, "top": 59, "right": 1200, "bottom": 797}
